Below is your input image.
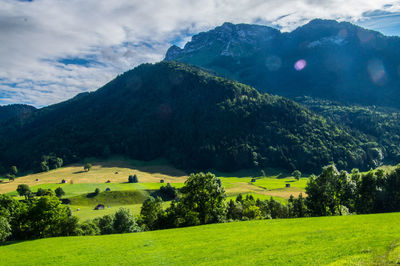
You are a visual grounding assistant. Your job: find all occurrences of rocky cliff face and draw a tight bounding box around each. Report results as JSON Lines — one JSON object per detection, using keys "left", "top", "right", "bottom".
{"left": 166, "top": 22, "right": 280, "bottom": 63}
{"left": 165, "top": 19, "right": 400, "bottom": 109}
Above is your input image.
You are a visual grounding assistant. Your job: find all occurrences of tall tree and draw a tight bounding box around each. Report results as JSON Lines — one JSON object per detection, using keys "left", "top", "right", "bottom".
{"left": 179, "top": 172, "right": 227, "bottom": 224}
{"left": 306, "top": 165, "right": 355, "bottom": 216}
{"left": 55, "top": 187, "right": 65, "bottom": 198}
{"left": 16, "top": 184, "right": 31, "bottom": 200}
{"left": 113, "top": 208, "right": 141, "bottom": 233}
{"left": 0, "top": 217, "right": 11, "bottom": 242}
{"left": 292, "top": 170, "right": 301, "bottom": 180}
{"left": 140, "top": 196, "right": 163, "bottom": 230}
{"left": 9, "top": 166, "right": 18, "bottom": 176}
{"left": 84, "top": 163, "right": 92, "bottom": 172}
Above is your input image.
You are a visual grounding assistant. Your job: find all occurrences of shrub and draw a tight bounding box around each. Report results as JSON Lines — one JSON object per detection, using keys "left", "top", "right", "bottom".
{"left": 158, "top": 183, "right": 178, "bottom": 200}
{"left": 128, "top": 174, "right": 138, "bottom": 183}
{"left": 16, "top": 184, "right": 31, "bottom": 200}
{"left": 55, "top": 187, "right": 65, "bottom": 198}
{"left": 84, "top": 163, "right": 92, "bottom": 172}
{"left": 0, "top": 217, "right": 11, "bottom": 242}
{"left": 94, "top": 215, "right": 114, "bottom": 235}
{"left": 77, "top": 221, "right": 100, "bottom": 236}
{"left": 113, "top": 208, "right": 141, "bottom": 233}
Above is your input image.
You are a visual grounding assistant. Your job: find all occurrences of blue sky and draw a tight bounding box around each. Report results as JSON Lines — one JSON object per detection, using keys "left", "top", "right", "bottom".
{"left": 1, "top": 0, "right": 400, "bottom": 107}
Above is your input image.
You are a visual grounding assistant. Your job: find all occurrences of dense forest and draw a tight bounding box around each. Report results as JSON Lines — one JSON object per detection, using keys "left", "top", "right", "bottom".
{"left": 0, "top": 62, "right": 382, "bottom": 173}
{"left": 297, "top": 96, "right": 400, "bottom": 166}
{"left": 0, "top": 104, "right": 36, "bottom": 123}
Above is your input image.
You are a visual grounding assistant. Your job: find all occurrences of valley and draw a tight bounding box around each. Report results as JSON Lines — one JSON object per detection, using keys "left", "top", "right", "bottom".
{"left": 1, "top": 9, "right": 400, "bottom": 265}
{"left": 2, "top": 157, "right": 305, "bottom": 220}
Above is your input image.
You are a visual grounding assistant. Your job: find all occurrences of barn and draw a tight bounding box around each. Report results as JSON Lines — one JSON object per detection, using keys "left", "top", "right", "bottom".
{"left": 94, "top": 204, "right": 105, "bottom": 210}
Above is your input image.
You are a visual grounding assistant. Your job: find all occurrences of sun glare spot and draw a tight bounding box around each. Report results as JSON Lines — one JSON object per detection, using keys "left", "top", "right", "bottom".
{"left": 357, "top": 30, "right": 374, "bottom": 43}
{"left": 294, "top": 59, "right": 306, "bottom": 71}
{"left": 338, "top": 29, "right": 348, "bottom": 39}
{"left": 367, "top": 59, "right": 387, "bottom": 86}
{"left": 265, "top": 55, "right": 282, "bottom": 71}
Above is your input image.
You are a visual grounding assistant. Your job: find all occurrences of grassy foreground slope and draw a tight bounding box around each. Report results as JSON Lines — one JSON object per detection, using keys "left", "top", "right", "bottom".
{"left": 2, "top": 213, "right": 399, "bottom": 265}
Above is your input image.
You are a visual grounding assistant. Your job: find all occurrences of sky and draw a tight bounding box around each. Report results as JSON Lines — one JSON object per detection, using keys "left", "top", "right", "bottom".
{"left": 1, "top": 0, "right": 400, "bottom": 107}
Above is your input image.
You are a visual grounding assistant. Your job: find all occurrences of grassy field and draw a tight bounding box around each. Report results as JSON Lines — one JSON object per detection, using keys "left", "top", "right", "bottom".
{"left": 6, "top": 182, "right": 185, "bottom": 197}
{"left": 0, "top": 157, "right": 187, "bottom": 194}
{"left": 1, "top": 212, "right": 399, "bottom": 265}
{"left": 67, "top": 190, "right": 150, "bottom": 205}
{"left": 1, "top": 157, "right": 311, "bottom": 220}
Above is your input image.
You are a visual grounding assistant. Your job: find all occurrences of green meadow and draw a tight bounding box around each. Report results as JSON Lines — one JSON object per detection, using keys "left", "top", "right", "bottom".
{"left": 1, "top": 158, "right": 310, "bottom": 220}
{"left": 1, "top": 212, "right": 399, "bottom": 265}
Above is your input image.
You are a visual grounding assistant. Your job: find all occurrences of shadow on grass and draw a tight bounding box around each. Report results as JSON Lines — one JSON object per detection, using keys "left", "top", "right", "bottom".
{"left": 72, "top": 170, "right": 86, "bottom": 174}
{"left": 86, "top": 192, "right": 98, "bottom": 198}
{"left": 81, "top": 156, "right": 188, "bottom": 177}
{"left": 0, "top": 240, "right": 24, "bottom": 247}
{"left": 213, "top": 167, "right": 292, "bottom": 179}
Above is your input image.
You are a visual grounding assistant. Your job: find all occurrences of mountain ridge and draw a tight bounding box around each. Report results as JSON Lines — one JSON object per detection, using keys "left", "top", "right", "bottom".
{"left": 165, "top": 19, "right": 400, "bottom": 109}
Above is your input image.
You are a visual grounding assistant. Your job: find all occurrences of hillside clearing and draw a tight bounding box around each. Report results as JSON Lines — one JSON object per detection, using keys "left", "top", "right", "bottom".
{"left": 0, "top": 158, "right": 187, "bottom": 194}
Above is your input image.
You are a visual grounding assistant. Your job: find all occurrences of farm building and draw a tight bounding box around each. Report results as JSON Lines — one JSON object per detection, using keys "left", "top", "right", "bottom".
{"left": 94, "top": 204, "right": 105, "bottom": 210}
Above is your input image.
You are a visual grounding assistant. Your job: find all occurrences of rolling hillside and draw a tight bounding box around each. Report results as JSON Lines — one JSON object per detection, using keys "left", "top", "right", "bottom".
{"left": 0, "top": 157, "right": 187, "bottom": 194}
{"left": 0, "top": 62, "right": 383, "bottom": 173}
{"left": 1, "top": 212, "right": 399, "bottom": 265}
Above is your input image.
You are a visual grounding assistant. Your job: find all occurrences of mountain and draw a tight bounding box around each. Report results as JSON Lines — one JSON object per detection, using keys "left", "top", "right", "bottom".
{"left": 165, "top": 19, "right": 400, "bottom": 108}
{"left": 0, "top": 62, "right": 380, "bottom": 173}
{"left": 0, "top": 104, "right": 36, "bottom": 123}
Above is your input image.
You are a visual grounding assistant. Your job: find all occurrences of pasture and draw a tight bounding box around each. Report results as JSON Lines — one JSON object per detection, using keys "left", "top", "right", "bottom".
{"left": 1, "top": 157, "right": 310, "bottom": 219}
{"left": 0, "top": 157, "right": 187, "bottom": 194}
{"left": 1, "top": 212, "right": 399, "bottom": 265}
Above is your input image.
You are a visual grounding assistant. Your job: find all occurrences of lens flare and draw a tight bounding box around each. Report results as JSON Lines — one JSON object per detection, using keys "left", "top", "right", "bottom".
{"left": 338, "top": 29, "right": 348, "bottom": 39}
{"left": 357, "top": 29, "right": 374, "bottom": 43}
{"left": 265, "top": 55, "right": 282, "bottom": 71}
{"left": 367, "top": 59, "right": 387, "bottom": 86}
{"left": 294, "top": 59, "right": 307, "bottom": 71}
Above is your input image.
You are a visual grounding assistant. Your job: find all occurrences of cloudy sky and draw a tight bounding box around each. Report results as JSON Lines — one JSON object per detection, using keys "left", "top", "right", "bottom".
{"left": 1, "top": 0, "right": 400, "bottom": 107}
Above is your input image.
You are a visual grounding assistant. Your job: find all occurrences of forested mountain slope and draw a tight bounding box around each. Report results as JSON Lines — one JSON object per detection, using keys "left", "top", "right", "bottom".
{"left": 0, "top": 62, "right": 379, "bottom": 173}
{"left": 0, "top": 104, "right": 36, "bottom": 124}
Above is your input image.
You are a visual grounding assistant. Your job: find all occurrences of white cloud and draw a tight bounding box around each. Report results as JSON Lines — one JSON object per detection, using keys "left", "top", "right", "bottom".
{"left": 0, "top": 0, "right": 399, "bottom": 106}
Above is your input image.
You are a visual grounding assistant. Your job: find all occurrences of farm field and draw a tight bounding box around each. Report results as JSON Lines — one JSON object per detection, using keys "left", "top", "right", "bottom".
{"left": 0, "top": 157, "right": 188, "bottom": 194}
{"left": 1, "top": 212, "right": 399, "bottom": 265}
{"left": 70, "top": 202, "right": 172, "bottom": 220}
{"left": 1, "top": 157, "right": 310, "bottom": 219}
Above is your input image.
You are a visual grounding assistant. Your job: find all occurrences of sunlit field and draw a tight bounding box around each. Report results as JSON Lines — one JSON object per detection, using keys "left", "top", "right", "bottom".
{"left": 1, "top": 213, "right": 399, "bottom": 265}
{"left": 1, "top": 157, "right": 309, "bottom": 220}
